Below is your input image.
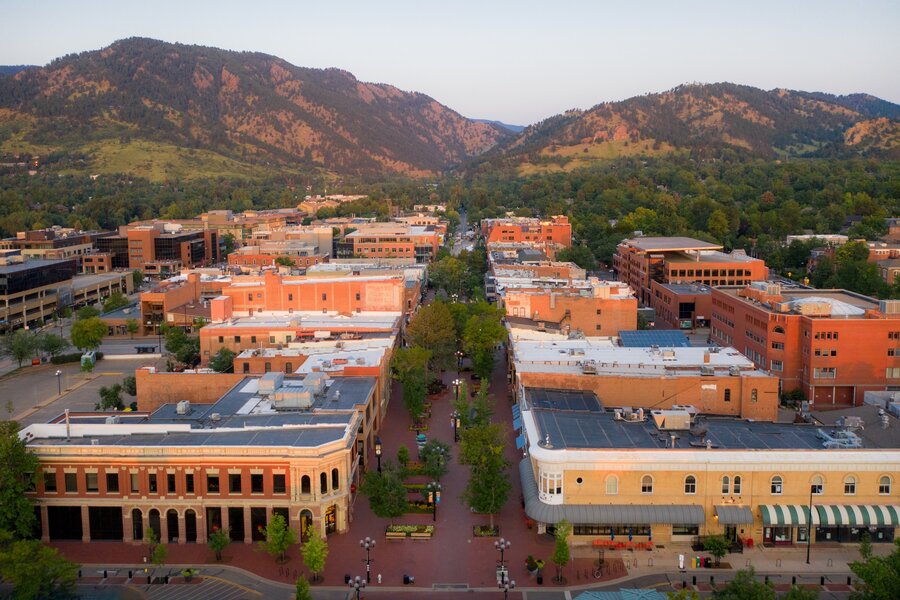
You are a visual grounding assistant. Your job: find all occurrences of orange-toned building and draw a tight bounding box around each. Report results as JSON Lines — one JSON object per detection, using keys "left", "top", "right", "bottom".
{"left": 336, "top": 223, "right": 442, "bottom": 263}
{"left": 613, "top": 237, "right": 768, "bottom": 306}
{"left": 650, "top": 280, "right": 713, "bottom": 330}
{"left": 710, "top": 282, "right": 900, "bottom": 406}
{"left": 501, "top": 280, "right": 637, "bottom": 337}
{"left": 228, "top": 251, "right": 329, "bottom": 271}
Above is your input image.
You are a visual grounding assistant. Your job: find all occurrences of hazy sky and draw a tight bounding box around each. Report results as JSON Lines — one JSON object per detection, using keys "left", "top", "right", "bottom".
{"left": 2, "top": 0, "right": 898, "bottom": 124}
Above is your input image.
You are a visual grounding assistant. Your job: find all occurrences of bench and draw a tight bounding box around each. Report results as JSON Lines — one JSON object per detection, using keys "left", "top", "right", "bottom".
{"left": 135, "top": 346, "right": 156, "bottom": 354}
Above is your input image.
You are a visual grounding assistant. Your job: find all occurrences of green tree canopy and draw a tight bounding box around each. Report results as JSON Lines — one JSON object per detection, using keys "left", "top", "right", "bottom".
{"left": 260, "top": 512, "right": 296, "bottom": 563}
{"left": 459, "top": 423, "right": 511, "bottom": 529}
{"left": 850, "top": 536, "right": 900, "bottom": 600}
{"left": 0, "top": 421, "right": 39, "bottom": 538}
{"left": 359, "top": 462, "right": 408, "bottom": 523}
{"left": 0, "top": 532, "right": 78, "bottom": 600}
{"left": 392, "top": 346, "right": 431, "bottom": 420}
{"left": 1, "top": 330, "right": 36, "bottom": 368}
{"left": 552, "top": 519, "right": 572, "bottom": 583}
{"left": 301, "top": 528, "right": 329, "bottom": 583}
{"left": 711, "top": 567, "right": 774, "bottom": 600}
{"left": 209, "top": 347, "right": 236, "bottom": 373}
{"left": 76, "top": 305, "right": 100, "bottom": 320}
{"left": 208, "top": 527, "right": 230, "bottom": 561}
{"left": 462, "top": 308, "right": 507, "bottom": 380}
{"left": 419, "top": 439, "right": 451, "bottom": 481}
{"left": 126, "top": 318, "right": 140, "bottom": 339}
{"left": 556, "top": 245, "right": 597, "bottom": 270}
{"left": 36, "top": 332, "right": 70, "bottom": 357}
{"left": 406, "top": 300, "right": 457, "bottom": 372}
{"left": 70, "top": 316, "right": 107, "bottom": 351}
{"left": 102, "top": 292, "right": 129, "bottom": 313}
{"left": 97, "top": 383, "right": 124, "bottom": 411}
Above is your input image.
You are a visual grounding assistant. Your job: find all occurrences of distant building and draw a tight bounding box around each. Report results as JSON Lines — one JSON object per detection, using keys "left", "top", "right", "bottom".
{"left": 336, "top": 223, "right": 442, "bottom": 263}
{"left": 482, "top": 215, "right": 572, "bottom": 258}
{"left": 649, "top": 281, "right": 713, "bottom": 330}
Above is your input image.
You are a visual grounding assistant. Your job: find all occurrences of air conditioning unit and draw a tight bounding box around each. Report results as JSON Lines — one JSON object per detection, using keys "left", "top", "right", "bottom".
{"left": 176, "top": 400, "right": 191, "bottom": 415}
{"left": 700, "top": 365, "right": 715, "bottom": 376}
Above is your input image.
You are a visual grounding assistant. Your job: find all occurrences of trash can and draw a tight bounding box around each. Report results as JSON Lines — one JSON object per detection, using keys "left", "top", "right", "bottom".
{"left": 403, "top": 575, "right": 411, "bottom": 585}
{"left": 344, "top": 574, "right": 351, "bottom": 584}
{"left": 537, "top": 573, "right": 543, "bottom": 585}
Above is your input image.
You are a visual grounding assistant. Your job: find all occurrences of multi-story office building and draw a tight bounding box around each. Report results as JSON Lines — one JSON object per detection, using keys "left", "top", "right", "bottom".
{"left": 482, "top": 215, "right": 572, "bottom": 256}
{"left": 518, "top": 388, "right": 899, "bottom": 547}
{"left": 0, "top": 228, "right": 114, "bottom": 269}
{"left": 336, "top": 223, "right": 442, "bottom": 263}
{"left": 711, "top": 282, "right": 900, "bottom": 406}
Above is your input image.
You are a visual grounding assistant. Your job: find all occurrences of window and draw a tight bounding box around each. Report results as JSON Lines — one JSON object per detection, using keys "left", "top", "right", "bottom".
{"left": 106, "top": 473, "right": 119, "bottom": 493}
{"left": 44, "top": 472, "right": 57, "bottom": 492}
{"left": 301, "top": 475, "right": 311, "bottom": 494}
{"left": 148, "top": 473, "right": 157, "bottom": 493}
{"left": 273, "top": 474, "right": 286, "bottom": 494}
{"left": 251, "top": 474, "right": 264, "bottom": 494}
{"left": 771, "top": 475, "right": 783, "bottom": 495}
{"left": 331, "top": 468, "right": 340, "bottom": 490}
{"left": 356, "top": 293, "right": 361, "bottom": 301}
{"left": 596, "top": 324, "right": 602, "bottom": 331}
{"left": 722, "top": 476, "right": 730, "bottom": 494}
{"left": 130, "top": 473, "right": 139, "bottom": 493}
{"left": 321, "top": 293, "right": 327, "bottom": 301}
{"left": 185, "top": 473, "right": 194, "bottom": 494}
{"left": 641, "top": 475, "right": 653, "bottom": 494}
{"left": 539, "top": 471, "right": 562, "bottom": 496}
{"left": 606, "top": 475, "right": 618, "bottom": 495}
{"left": 251, "top": 336, "right": 256, "bottom": 344}
{"left": 684, "top": 475, "right": 696, "bottom": 495}
{"left": 596, "top": 309, "right": 602, "bottom": 315}
{"left": 811, "top": 475, "right": 824, "bottom": 495}
{"left": 264, "top": 362, "right": 271, "bottom": 373}
{"left": 771, "top": 341, "right": 784, "bottom": 350}
{"left": 285, "top": 362, "right": 293, "bottom": 373}
{"left": 269, "top": 336, "right": 275, "bottom": 343}
{"left": 320, "top": 472, "right": 328, "bottom": 494}
{"left": 167, "top": 473, "right": 176, "bottom": 494}
{"left": 733, "top": 475, "right": 742, "bottom": 495}
{"left": 751, "top": 389, "right": 758, "bottom": 402}
{"left": 229, "top": 473, "right": 242, "bottom": 493}
{"left": 724, "top": 389, "right": 731, "bottom": 402}
{"left": 64, "top": 472, "right": 77, "bottom": 493}
{"left": 673, "top": 525, "right": 700, "bottom": 536}
{"left": 889, "top": 349, "right": 897, "bottom": 357}
{"left": 207, "top": 474, "right": 220, "bottom": 494}
{"left": 218, "top": 336, "right": 224, "bottom": 343}
{"left": 879, "top": 475, "right": 892, "bottom": 495}
{"left": 243, "top": 363, "right": 249, "bottom": 373}
{"left": 234, "top": 335, "right": 241, "bottom": 343}
{"left": 770, "top": 360, "right": 783, "bottom": 372}
{"left": 844, "top": 475, "right": 856, "bottom": 495}
{"left": 288, "top": 294, "right": 293, "bottom": 301}
{"left": 887, "top": 367, "right": 900, "bottom": 379}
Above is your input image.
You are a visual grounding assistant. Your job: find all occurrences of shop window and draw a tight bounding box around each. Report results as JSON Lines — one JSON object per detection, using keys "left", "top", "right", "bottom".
{"left": 641, "top": 475, "right": 653, "bottom": 494}
{"left": 684, "top": 475, "right": 696, "bottom": 495}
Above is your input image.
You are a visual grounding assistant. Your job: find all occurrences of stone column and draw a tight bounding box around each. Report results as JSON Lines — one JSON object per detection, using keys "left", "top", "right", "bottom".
{"left": 177, "top": 513, "right": 186, "bottom": 544}
{"left": 243, "top": 507, "right": 253, "bottom": 544}
{"left": 123, "top": 509, "right": 133, "bottom": 543}
{"left": 81, "top": 506, "right": 91, "bottom": 542}
{"left": 40, "top": 505, "right": 50, "bottom": 543}
{"left": 159, "top": 511, "right": 169, "bottom": 545}
{"left": 196, "top": 511, "right": 207, "bottom": 543}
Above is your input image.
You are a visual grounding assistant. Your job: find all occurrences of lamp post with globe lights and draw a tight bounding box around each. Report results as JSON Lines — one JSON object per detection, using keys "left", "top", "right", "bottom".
{"left": 360, "top": 536, "right": 375, "bottom": 583}
{"left": 349, "top": 575, "right": 366, "bottom": 599}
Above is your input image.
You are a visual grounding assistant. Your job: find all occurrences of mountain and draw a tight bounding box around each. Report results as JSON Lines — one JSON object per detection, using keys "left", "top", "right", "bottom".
{"left": 0, "top": 38, "right": 508, "bottom": 178}
{"left": 486, "top": 83, "right": 900, "bottom": 173}
{"left": 0, "top": 66, "right": 33, "bottom": 76}
{"left": 474, "top": 119, "right": 525, "bottom": 134}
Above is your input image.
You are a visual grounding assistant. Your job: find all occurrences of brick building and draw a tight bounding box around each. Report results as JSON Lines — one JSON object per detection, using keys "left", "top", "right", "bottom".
{"left": 710, "top": 282, "right": 900, "bottom": 406}
{"left": 613, "top": 237, "right": 767, "bottom": 306}
{"left": 481, "top": 215, "right": 572, "bottom": 252}
{"left": 650, "top": 281, "right": 713, "bottom": 330}
{"left": 336, "top": 223, "right": 442, "bottom": 263}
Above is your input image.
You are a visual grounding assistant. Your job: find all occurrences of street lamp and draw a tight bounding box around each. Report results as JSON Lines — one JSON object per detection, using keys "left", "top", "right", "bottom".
{"left": 455, "top": 351, "right": 464, "bottom": 373}
{"left": 55, "top": 369, "right": 62, "bottom": 395}
{"left": 450, "top": 409, "right": 461, "bottom": 443}
{"left": 500, "top": 579, "right": 516, "bottom": 599}
{"left": 495, "top": 537, "right": 511, "bottom": 568}
{"left": 348, "top": 575, "right": 366, "bottom": 599}
{"left": 360, "top": 536, "right": 376, "bottom": 583}
{"left": 425, "top": 481, "right": 442, "bottom": 522}
{"left": 374, "top": 436, "right": 382, "bottom": 473}
{"left": 806, "top": 484, "right": 814, "bottom": 564}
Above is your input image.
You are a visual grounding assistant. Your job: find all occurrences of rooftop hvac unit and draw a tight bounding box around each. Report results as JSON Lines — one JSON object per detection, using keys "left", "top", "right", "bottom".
{"left": 879, "top": 299, "right": 900, "bottom": 314}
{"left": 176, "top": 400, "right": 191, "bottom": 415}
{"left": 582, "top": 360, "right": 597, "bottom": 374}
{"left": 700, "top": 365, "right": 715, "bottom": 376}
{"left": 105, "top": 416, "right": 120, "bottom": 424}
{"left": 729, "top": 366, "right": 741, "bottom": 376}
{"left": 210, "top": 413, "right": 221, "bottom": 421}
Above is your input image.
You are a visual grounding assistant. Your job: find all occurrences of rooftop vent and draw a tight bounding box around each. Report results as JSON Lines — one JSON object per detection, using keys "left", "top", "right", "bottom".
{"left": 176, "top": 400, "right": 191, "bottom": 415}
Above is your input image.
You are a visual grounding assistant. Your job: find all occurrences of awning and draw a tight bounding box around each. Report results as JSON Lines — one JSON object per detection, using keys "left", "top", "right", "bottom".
{"left": 515, "top": 434, "right": 526, "bottom": 449}
{"left": 512, "top": 404, "right": 521, "bottom": 418}
{"left": 815, "top": 505, "right": 900, "bottom": 527}
{"left": 759, "top": 505, "right": 811, "bottom": 526}
{"left": 512, "top": 416, "right": 522, "bottom": 430}
{"left": 715, "top": 505, "right": 754, "bottom": 525}
{"left": 519, "top": 459, "right": 703, "bottom": 525}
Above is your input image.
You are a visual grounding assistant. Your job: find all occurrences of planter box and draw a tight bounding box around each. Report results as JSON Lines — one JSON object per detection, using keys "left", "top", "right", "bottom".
{"left": 385, "top": 532, "right": 407, "bottom": 539}
{"left": 410, "top": 532, "right": 433, "bottom": 539}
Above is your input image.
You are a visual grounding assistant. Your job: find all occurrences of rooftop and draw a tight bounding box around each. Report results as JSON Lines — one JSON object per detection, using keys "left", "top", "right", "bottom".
{"left": 655, "top": 282, "right": 713, "bottom": 295}
{"left": 718, "top": 285, "right": 882, "bottom": 317}
{"left": 522, "top": 388, "right": 894, "bottom": 451}
{"left": 70, "top": 270, "right": 130, "bottom": 290}
{"left": 620, "top": 237, "right": 722, "bottom": 252}
{"left": 619, "top": 330, "right": 691, "bottom": 348}
{"left": 204, "top": 311, "right": 401, "bottom": 331}
{"left": 666, "top": 250, "right": 760, "bottom": 264}
{"left": 0, "top": 257, "right": 74, "bottom": 274}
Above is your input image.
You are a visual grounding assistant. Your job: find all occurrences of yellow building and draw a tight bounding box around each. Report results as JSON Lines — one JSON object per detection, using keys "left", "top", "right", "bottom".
{"left": 518, "top": 389, "right": 899, "bottom": 548}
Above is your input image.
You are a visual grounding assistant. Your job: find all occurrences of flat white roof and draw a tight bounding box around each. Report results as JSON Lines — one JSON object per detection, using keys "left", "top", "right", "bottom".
{"left": 204, "top": 311, "right": 401, "bottom": 330}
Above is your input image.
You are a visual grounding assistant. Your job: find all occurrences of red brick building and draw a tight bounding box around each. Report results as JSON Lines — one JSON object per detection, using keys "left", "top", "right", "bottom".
{"left": 482, "top": 215, "right": 572, "bottom": 254}
{"left": 650, "top": 281, "right": 713, "bottom": 330}
{"left": 710, "top": 282, "right": 900, "bottom": 406}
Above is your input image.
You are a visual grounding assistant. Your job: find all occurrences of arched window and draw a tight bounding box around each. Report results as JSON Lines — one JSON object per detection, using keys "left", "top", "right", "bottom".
{"left": 331, "top": 468, "right": 339, "bottom": 490}
{"left": 811, "top": 475, "right": 824, "bottom": 495}
{"left": 684, "top": 475, "right": 697, "bottom": 495}
{"left": 605, "top": 475, "right": 618, "bottom": 495}
{"left": 771, "top": 475, "right": 783, "bottom": 495}
{"left": 641, "top": 475, "right": 653, "bottom": 494}
{"left": 721, "top": 475, "right": 730, "bottom": 494}
{"left": 773, "top": 326, "right": 785, "bottom": 334}
{"left": 301, "top": 475, "right": 311, "bottom": 494}
{"left": 320, "top": 472, "right": 328, "bottom": 494}
{"left": 844, "top": 475, "right": 856, "bottom": 495}
{"left": 733, "top": 475, "right": 742, "bottom": 495}
{"left": 879, "top": 475, "right": 892, "bottom": 495}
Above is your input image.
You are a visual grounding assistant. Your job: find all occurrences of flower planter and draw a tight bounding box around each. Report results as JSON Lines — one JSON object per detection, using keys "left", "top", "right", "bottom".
{"left": 473, "top": 525, "right": 499, "bottom": 537}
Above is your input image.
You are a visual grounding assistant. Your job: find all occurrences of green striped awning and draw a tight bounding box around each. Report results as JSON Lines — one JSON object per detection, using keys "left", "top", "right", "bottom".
{"left": 759, "top": 505, "right": 811, "bottom": 526}
{"left": 814, "top": 505, "right": 900, "bottom": 527}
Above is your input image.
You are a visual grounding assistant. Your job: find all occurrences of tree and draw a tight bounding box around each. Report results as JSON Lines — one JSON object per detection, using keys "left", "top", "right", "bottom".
{"left": 419, "top": 439, "right": 451, "bottom": 481}
{"left": 126, "top": 318, "right": 139, "bottom": 339}
{"left": 552, "top": 519, "right": 572, "bottom": 583}
{"left": 208, "top": 526, "right": 230, "bottom": 561}
{"left": 221, "top": 233, "right": 236, "bottom": 257}
{"left": 392, "top": 346, "right": 431, "bottom": 421}
{"left": 301, "top": 528, "right": 328, "bottom": 583}
{"left": 459, "top": 423, "right": 511, "bottom": 530}
{"left": 0, "top": 534, "right": 78, "bottom": 600}
{"left": 703, "top": 534, "right": 730, "bottom": 567}
{"left": 359, "top": 462, "right": 408, "bottom": 523}
{"left": 164, "top": 327, "right": 200, "bottom": 366}
{"left": 406, "top": 301, "right": 457, "bottom": 372}
{"left": 36, "top": 332, "right": 69, "bottom": 358}
{"left": 76, "top": 305, "right": 100, "bottom": 320}
{"left": 132, "top": 270, "right": 144, "bottom": 288}
{"left": 260, "top": 512, "right": 296, "bottom": 563}
{"left": 707, "top": 209, "right": 730, "bottom": 243}
{"left": 274, "top": 256, "right": 295, "bottom": 267}
{"left": 850, "top": 537, "right": 900, "bottom": 600}
{"left": 295, "top": 573, "right": 313, "bottom": 600}
{"left": 429, "top": 256, "right": 466, "bottom": 297}
{"left": 0, "top": 421, "right": 39, "bottom": 538}
{"left": 209, "top": 347, "right": 236, "bottom": 373}
{"left": 145, "top": 527, "right": 166, "bottom": 568}
{"left": 1, "top": 330, "right": 36, "bottom": 368}
{"left": 122, "top": 375, "right": 137, "bottom": 397}
{"left": 102, "top": 292, "right": 129, "bottom": 313}
{"left": 462, "top": 310, "right": 506, "bottom": 380}
{"left": 70, "top": 316, "right": 106, "bottom": 351}
{"left": 711, "top": 567, "right": 775, "bottom": 600}
{"left": 97, "top": 383, "right": 124, "bottom": 411}
{"left": 556, "top": 245, "right": 597, "bottom": 270}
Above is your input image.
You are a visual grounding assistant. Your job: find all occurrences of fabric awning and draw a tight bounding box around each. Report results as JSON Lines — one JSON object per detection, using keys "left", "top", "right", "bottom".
{"left": 515, "top": 434, "right": 526, "bottom": 449}
{"left": 715, "top": 505, "right": 754, "bottom": 525}
{"left": 519, "top": 459, "right": 703, "bottom": 525}
{"left": 512, "top": 404, "right": 521, "bottom": 418}
{"left": 512, "top": 416, "right": 522, "bottom": 430}
{"left": 759, "top": 505, "right": 811, "bottom": 526}
{"left": 815, "top": 505, "right": 900, "bottom": 527}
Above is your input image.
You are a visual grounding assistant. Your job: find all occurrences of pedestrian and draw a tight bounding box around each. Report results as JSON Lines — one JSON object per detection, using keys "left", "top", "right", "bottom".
{"left": 377, "top": 573, "right": 382, "bottom": 584}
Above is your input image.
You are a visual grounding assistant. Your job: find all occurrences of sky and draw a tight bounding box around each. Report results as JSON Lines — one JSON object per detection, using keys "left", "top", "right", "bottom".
{"left": 1, "top": 0, "right": 898, "bottom": 125}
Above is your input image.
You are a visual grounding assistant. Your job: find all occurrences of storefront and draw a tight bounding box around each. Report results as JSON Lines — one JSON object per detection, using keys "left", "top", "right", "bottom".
{"left": 813, "top": 505, "right": 899, "bottom": 544}
{"left": 759, "top": 504, "right": 810, "bottom": 546}
{"left": 714, "top": 505, "right": 754, "bottom": 542}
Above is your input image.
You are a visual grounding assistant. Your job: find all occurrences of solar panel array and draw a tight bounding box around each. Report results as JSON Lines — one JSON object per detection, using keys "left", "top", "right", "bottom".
{"left": 619, "top": 330, "right": 691, "bottom": 348}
